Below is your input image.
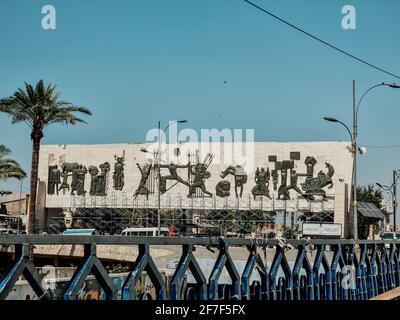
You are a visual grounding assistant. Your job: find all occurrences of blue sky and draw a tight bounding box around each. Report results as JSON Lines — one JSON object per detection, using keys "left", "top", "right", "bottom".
{"left": 1, "top": 0, "right": 400, "bottom": 195}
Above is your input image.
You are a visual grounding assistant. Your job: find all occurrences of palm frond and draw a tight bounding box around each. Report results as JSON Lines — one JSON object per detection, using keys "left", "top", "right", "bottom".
{"left": 0, "top": 164, "right": 27, "bottom": 180}
{"left": 0, "top": 158, "right": 21, "bottom": 166}
{"left": 0, "top": 145, "right": 11, "bottom": 157}
{"left": 0, "top": 80, "right": 92, "bottom": 135}
{"left": 0, "top": 145, "right": 27, "bottom": 181}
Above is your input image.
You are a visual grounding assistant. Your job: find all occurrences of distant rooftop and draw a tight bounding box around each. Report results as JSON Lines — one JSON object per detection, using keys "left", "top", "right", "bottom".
{"left": 0, "top": 193, "right": 29, "bottom": 203}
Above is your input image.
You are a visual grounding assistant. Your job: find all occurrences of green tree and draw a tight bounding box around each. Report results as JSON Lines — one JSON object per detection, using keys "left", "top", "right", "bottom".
{"left": 356, "top": 184, "right": 388, "bottom": 239}
{"left": 0, "top": 145, "right": 26, "bottom": 195}
{"left": 0, "top": 80, "right": 91, "bottom": 233}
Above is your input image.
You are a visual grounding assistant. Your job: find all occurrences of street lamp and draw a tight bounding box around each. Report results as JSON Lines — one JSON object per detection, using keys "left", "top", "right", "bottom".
{"left": 376, "top": 170, "right": 400, "bottom": 238}
{"left": 323, "top": 116, "right": 357, "bottom": 239}
{"left": 324, "top": 81, "right": 400, "bottom": 240}
{"left": 156, "top": 120, "right": 187, "bottom": 236}
{"left": 142, "top": 120, "right": 188, "bottom": 236}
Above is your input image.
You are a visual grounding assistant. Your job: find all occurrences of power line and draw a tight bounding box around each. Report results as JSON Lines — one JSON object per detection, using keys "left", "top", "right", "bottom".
{"left": 364, "top": 145, "right": 400, "bottom": 149}
{"left": 243, "top": 0, "right": 400, "bottom": 80}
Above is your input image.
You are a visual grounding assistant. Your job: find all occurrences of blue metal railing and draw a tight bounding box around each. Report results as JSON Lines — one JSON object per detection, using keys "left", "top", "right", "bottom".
{"left": 0, "top": 235, "right": 399, "bottom": 300}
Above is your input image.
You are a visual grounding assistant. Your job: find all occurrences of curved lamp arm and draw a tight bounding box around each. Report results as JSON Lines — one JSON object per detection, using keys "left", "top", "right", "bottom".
{"left": 323, "top": 117, "right": 353, "bottom": 141}
{"left": 355, "top": 82, "right": 400, "bottom": 134}
{"left": 355, "top": 83, "right": 386, "bottom": 120}
{"left": 160, "top": 120, "right": 188, "bottom": 142}
{"left": 336, "top": 120, "right": 353, "bottom": 142}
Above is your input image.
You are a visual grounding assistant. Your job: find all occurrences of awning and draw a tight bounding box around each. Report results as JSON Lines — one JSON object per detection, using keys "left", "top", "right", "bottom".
{"left": 358, "top": 202, "right": 386, "bottom": 220}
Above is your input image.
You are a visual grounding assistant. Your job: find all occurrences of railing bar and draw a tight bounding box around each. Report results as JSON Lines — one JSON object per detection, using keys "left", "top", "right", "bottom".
{"left": 1, "top": 235, "right": 399, "bottom": 246}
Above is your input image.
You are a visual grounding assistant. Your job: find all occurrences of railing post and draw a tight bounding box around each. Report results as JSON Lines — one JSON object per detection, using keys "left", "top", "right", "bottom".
{"left": 241, "top": 243, "right": 267, "bottom": 300}
{"left": 169, "top": 244, "right": 207, "bottom": 300}
{"left": 63, "top": 243, "right": 117, "bottom": 300}
{"left": 208, "top": 240, "right": 240, "bottom": 300}
{"left": 0, "top": 244, "right": 49, "bottom": 300}
{"left": 293, "top": 244, "right": 313, "bottom": 300}
{"left": 122, "top": 244, "right": 165, "bottom": 300}
{"left": 269, "top": 245, "right": 293, "bottom": 300}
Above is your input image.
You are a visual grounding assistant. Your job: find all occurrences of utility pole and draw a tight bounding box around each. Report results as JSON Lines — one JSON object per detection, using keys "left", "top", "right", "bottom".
{"left": 157, "top": 120, "right": 161, "bottom": 237}
{"left": 393, "top": 170, "right": 397, "bottom": 237}
{"left": 140, "top": 120, "right": 187, "bottom": 236}
{"left": 352, "top": 80, "right": 358, "bottom": 240}
{"left": 376, "top": 170, "right": 400, "bottom": 239}
{"left": 325, "top": 80, "right": 400, "bottom": 240}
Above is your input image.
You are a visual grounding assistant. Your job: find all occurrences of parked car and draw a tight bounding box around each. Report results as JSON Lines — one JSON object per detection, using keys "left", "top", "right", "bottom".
{"left": 0, "top": 228, "right": 21, "bottom": 235}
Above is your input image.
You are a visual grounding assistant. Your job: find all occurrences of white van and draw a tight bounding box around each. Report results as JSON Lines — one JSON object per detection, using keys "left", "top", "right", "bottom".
{"left": 121, "top": 227, "right": 170, "bottom": 237}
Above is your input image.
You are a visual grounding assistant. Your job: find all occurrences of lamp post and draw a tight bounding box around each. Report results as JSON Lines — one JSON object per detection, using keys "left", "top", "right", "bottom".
{"left": 376, "top": 170, "right": 400, "bottom": 238}
{"left": 142, "top": 120, "right": 188, "bottom": 236}
{"left": 323, "top": 116, "right": 357, "bottom": 238}
{"left": 324, "top": 81, "right": 400, "bottom": 240}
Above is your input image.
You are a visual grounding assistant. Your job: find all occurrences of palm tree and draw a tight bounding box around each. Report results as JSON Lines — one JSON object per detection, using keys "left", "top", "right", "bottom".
{"left": 0, "top": 80, "right": 92, "bottom": 233}
{"left": 0, "top": 145, "right": 26, "bottom": 195}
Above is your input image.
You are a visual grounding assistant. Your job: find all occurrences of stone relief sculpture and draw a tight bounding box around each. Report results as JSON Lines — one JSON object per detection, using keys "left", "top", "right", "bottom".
{"left": 47, "top": 165, "right": 61, "bottom": 195}
{"left": 301, "top": 162, "right": 335, "bottom": 197}
{"left": 61, "top": 162, "right": 80, "bottom": 173}
{"left": 113, "top": 151, "right": 125, "bottom": 191}
{"left": 187, "top": 153, "right": 213, "bottom": 198}
{"left": 58, "top": 162, "right": 81, "bottom": 192}
{"left": 220, "top": 165, "right": 247, "bottom": 198}
{"left": 134, "top": 163, "right": 152, "bottom": 199}
{"left": 159, "top": 162, "right": 189, "bottom": 194}
{"left": 271, "top": 168, "right": 279, "bottom": 191}
{"left": 88, "top": 166, "right": 99, "bottom": 195}
{"left": 278, "top": 167, "right": 289, "bottom": 200}
{"left": 251, "top": 167, "right": 271, "bottom": 200}
{"left": 89, "top": 162, "right": 110, "bottom": 196}
{"left": 279, "top": 169, "right": 305, "bottom": 200}
{"left": 70, "top": 164, "right": 87, "bottom": 196}
{"left": 276, "top": 160, "right": 293, "bottom": 200}
{"left": 188, "top": 163, "right": 213, "bottom": 197}
{"left": 59, "top": 172, "right": 69, "bottom": 191}
{"left": 133, "top": 151, "right": 214, "bottom": 198}
{"left": 46, "top": 149, "right": 337, "bottom": 203}
{"left": 304, "top": 156, "right": 317, "bottom": 178}
{"left": 216, "top": 180, "right": 231, "bottom": 198}
{"left": 272, "top": 156, "right": 335, "bottom": 200}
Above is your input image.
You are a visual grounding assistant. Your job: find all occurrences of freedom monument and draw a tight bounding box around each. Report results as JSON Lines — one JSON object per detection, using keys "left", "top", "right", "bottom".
{"left": 34, "top": 140, "right": 353, "bottom": 237}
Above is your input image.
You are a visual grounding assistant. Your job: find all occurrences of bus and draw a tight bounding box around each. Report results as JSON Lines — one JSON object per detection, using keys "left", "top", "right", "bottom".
{"left": 63, "top": 229, "right": 97, "bottom": 235}
{"left": 121, "top": 227, "right": 170, "bottom": 237}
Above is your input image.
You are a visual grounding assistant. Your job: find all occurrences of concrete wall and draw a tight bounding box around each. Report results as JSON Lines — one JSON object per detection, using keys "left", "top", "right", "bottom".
{"left": 0, "top": 193, "right": 29, "bottom": 215}
{"left": 334, "top": 182, "right": 349, "bottom": 237}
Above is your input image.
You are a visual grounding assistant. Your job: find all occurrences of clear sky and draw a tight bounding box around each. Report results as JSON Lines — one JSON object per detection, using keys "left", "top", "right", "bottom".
{"left": 1, "top": 0, "right": 400, "bottom": 198}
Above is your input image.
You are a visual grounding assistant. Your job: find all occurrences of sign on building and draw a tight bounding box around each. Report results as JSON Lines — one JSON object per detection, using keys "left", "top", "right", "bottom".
{"left": 302, "top": 222, "right": 342, "bottom": 237}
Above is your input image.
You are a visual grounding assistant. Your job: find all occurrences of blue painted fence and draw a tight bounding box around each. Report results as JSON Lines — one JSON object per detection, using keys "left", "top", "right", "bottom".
{"left": 0, "top": 235, "right": 398, "bottom": 300}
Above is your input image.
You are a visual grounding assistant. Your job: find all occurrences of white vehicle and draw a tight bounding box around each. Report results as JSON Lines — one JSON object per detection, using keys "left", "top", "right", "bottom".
{"left": 62, "top": 228, "right": 97, "bottom": 235}
{"left": 0, "top": 228, "right": 24, "bottom": 235}
{"left": 121, "top": 227, "right": 170, "bottom": 237}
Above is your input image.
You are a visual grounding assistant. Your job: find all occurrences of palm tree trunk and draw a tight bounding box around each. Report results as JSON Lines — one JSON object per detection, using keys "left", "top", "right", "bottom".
{"left": 28, "top": 136, "right": 41, "bottom": 234}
